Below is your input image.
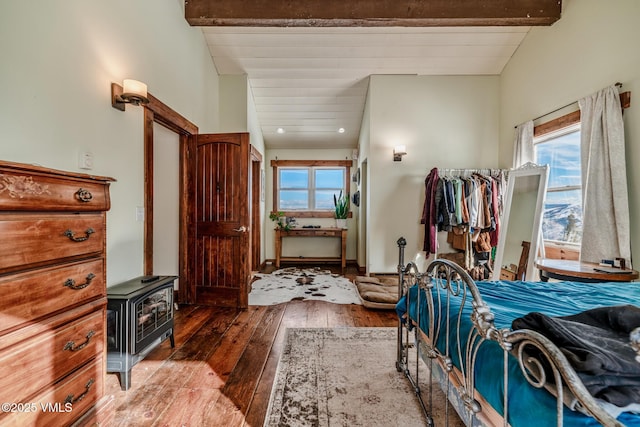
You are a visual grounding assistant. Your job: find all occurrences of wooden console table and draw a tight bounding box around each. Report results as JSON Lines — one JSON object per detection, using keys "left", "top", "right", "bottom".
{"left": 275, "top": 227, "right": 347, "bottom": 271}
{"left": 535, "top": 259, "right": 639, "bottom": 283}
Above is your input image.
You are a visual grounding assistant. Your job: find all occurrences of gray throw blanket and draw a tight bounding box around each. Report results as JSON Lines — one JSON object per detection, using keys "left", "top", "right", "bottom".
{"left": 512, "top": 305, "right": 640, "bottom": 407}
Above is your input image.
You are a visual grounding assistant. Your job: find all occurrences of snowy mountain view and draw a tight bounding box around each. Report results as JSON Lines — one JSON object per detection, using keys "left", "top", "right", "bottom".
{"left": 535, "top": 126, "right": 583, "bottom": 244}
{"left": 542, "top": 203, "right": 582, "bottom": 243}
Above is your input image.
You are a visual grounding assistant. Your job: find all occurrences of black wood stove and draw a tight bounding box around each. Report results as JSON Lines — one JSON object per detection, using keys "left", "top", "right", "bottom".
{"left": 106, "top": 275, "right": 176, "bottom": 390}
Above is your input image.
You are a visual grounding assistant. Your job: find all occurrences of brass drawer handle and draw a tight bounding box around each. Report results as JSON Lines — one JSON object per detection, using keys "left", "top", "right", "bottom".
{"left": 64, "top": 378, "right": 95, "bottom": 404}
{"left": 63, "top": 330, "right": 95, "bottom": 352}
{"left": 64, "top": 228, "right": 95, "bottom": 242}
{"left": 64, "top": 272, "right": 96, "bottom": 290}
{"left": 75, "top": 188, "right": 93, "bottom": 203}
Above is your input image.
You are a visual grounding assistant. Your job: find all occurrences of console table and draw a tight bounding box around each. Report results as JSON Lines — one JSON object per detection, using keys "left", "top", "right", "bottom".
{"left": 275, "top": 227, "right": 347, "bottom": 271}
{"left": 535, "top": 258, "right": 639, "bottom": 283}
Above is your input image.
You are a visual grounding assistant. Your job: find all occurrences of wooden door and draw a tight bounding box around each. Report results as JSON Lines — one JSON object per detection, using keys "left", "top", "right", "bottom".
{"left": 193, "top": 133, "right": 250, "bottom": 308}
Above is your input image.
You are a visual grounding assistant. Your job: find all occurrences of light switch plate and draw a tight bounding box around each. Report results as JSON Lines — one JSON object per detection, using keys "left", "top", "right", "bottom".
{"left": 78, "top": 151, "right": 93, "bottom": 170}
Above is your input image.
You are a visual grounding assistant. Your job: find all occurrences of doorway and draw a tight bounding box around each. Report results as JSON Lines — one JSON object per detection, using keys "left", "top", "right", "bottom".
{"left": 142, "top": 100, "right": 197, "bottom": 304}
{"left": 142, "top": 99, "right": 261, "bottom": 307}
{"left": 152, "top": 123, "right": 180, "bottom": 289}
{"left": 361, "top": 159, "right": 369, "bottom": 274}
{"left": 250, "top": 146, "right": 263, "bottom": 272}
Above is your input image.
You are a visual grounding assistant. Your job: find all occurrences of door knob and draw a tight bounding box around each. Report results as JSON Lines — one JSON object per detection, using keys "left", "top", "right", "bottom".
{"left": 233, "top": 226, "right": 248, "bottom": 232}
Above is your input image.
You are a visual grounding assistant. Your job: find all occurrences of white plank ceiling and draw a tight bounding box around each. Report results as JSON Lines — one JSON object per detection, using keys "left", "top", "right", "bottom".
{"left": 202, "top": 26, "right": 530, "bottom": 149}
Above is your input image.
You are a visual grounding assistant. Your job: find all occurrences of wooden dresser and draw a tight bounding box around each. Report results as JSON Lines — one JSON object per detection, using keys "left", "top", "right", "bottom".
{"left": 0, "top": 161, "right": 115, "bottom": 426}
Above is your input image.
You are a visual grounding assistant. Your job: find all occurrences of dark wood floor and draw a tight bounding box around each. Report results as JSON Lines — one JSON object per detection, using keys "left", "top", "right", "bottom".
{"left": 105, "top": 264, "right": 398, "bottom": 426}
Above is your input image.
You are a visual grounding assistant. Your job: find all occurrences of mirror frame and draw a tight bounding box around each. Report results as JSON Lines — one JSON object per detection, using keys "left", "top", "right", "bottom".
{"left": 492, "top": 163, "right": 549, "bottom": 281}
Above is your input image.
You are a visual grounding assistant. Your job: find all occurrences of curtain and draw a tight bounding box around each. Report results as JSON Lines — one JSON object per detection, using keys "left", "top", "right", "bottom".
{"left": 512, "top": 121, "right": 534, "bottom": 168}
{"left": 578, "top": 85, "right": 631, "bottom": 266}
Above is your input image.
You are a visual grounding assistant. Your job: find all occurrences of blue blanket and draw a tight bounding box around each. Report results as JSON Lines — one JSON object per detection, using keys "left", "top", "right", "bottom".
{"left": 396, "top": 279, "right": 640, "bottom": 426}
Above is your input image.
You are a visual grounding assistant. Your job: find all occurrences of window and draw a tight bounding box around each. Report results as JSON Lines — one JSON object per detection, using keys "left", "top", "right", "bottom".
{"left": 534, "top": 123, "right": 582, "bottom": 247}
{"left": 271, "top": 160, "right": 351, "bottom": 218}
{"left": 531, "top": 90, "right": 629, "bottom": 258}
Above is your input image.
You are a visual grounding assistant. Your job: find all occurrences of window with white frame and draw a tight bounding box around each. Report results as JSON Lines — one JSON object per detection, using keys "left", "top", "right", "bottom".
{"left": 534, "top": 122, "right": 582, "bottom": 247}
{"left": 271, "top": 160, "right": 351, "bottom": 218}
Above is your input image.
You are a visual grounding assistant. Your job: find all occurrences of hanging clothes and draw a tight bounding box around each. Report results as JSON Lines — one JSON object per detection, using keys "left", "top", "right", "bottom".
{"left": 421, "top": 168, "right": 507, "bottom": 259}
{"left": 421, "top": 168, "right": 439, "bottom": 254}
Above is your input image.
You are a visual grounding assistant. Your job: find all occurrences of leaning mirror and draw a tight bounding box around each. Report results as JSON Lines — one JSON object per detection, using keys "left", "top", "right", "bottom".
{"left": 492, "top": 164, "right": 549, "bottom": 281}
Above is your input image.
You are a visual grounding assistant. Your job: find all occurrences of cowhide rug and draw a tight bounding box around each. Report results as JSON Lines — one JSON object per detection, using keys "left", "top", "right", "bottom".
{"left": 249, "top": 267, "right": 361, "bottom": 306}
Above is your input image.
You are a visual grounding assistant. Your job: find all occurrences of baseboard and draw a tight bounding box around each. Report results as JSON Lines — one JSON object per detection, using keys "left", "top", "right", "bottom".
{"left": 263, "top": 258, "right": 358, "bottom": 267}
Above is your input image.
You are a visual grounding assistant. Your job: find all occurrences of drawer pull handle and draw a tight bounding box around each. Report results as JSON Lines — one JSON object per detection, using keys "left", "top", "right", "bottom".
{"left": 64, "top": 228, "right": 95, "bottom": 242}
{"left": 64, "top": 378, "right": 95, "bottom": 404}
{"left": 63, "top": 330, "right": 96, "bottom": 352}
{"left": 75, "top": 188, "right": 93, "bottom": 203}
{"left": 64, "top": 272, "right": 96, "bottom": 290}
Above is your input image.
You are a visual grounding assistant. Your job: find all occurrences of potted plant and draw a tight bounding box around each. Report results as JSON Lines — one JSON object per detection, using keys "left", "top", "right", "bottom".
{"left": 269, "top": 211, "right": 291, "bottom": 231}
{"left": 333, "top": 190, "right": 349, "bottom": 228}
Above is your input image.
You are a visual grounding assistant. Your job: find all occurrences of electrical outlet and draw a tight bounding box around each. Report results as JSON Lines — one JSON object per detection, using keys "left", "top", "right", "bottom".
{"left": 78, "top": 151, "right": 93, "bottom": 170}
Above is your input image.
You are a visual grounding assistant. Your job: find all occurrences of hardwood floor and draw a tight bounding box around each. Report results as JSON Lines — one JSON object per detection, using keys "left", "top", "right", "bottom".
{"left": 105, "top": 264, "right": 398, "bottom": 426}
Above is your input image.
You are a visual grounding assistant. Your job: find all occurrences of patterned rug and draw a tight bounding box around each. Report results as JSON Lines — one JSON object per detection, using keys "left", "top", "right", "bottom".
{"left": 249, "top": 267, "right": 361, "bottom": 306}
{"left": 264, "top": 327, "right": 464, "bottom": 427}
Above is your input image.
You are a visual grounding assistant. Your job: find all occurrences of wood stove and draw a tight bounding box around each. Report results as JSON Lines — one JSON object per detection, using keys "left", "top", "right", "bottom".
{"left": 106, "top": 275, "right": 176, "bottom": 390}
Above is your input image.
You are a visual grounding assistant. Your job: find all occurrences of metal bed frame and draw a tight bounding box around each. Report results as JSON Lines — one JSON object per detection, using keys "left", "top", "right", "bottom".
{"left": 395, "top": 237, "right": 638, "bottom": 427}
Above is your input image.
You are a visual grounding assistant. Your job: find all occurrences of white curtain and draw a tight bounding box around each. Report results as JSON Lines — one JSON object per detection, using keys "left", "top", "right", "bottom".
{"left": 512, "top": 121, "right": 534, "bottom": 168}
{"left": 578, "top": 85, "right": 631, "bottom": 266}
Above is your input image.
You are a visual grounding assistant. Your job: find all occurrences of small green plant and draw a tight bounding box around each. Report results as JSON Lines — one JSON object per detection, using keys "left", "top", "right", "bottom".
{"left": 269, "top": 211, "right": 291, "bottom": 231}
{"left": 333, "top": 190, "right": 349, "bottom": 219}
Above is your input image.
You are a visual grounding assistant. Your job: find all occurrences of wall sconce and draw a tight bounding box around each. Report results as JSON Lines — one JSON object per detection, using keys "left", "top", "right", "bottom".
{"left": 111, "top": 79, "right": 149, "bottom": 111}
{"left": 393, "top": 145, "right": 407, "bottom": 162}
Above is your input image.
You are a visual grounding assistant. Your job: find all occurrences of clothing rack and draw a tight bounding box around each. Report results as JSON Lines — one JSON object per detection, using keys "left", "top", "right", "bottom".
{"left": 423, "top": 167, "right": 509, "bottom": 277}
{"left": 437, "top": 167, "right": 504, "bottom": 178}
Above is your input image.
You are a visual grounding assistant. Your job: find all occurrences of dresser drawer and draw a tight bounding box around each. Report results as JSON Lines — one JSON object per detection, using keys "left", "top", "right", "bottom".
{"left": 499, "top": 268, "right": 517, "bottom": 281}
{"left": 0, "top": 308, "right": 104, "bottom": 405}
{"left": 0, "top": 213, "right": 104, "bottom": 273}
{"left": 0, "top": 164, "right": 112, "bottom": 212}
{"left": 0, "top": 259, "right": 104, "bottom": 335}
{"left": 315, "top": 230, "right": 340, "bottom": 237}
{"left": 282, "top": 229, "right": 341, "bottom": 237}
{"left": 0, "top": 355, "right": 104, "bottom": 427}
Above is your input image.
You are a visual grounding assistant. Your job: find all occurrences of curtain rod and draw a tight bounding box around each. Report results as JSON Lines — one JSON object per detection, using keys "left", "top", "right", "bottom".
{"left": 515, "top": 82, "right": 623, "bottom": 128}
{"left": 437, "top": 167, "right": 505, "bottom": 178}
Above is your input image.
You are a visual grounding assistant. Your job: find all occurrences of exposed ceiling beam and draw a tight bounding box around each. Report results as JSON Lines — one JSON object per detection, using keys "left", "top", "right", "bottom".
{"left": 185, "top": 0, "right": 561, "bottom": 27}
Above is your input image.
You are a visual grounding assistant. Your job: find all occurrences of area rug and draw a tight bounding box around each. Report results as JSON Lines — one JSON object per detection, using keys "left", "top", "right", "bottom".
{"left": 249, "top": 267, "right": 361, "bottom": 306}
{"left": 264, "top": 327, "right": 464, "bottom": 427}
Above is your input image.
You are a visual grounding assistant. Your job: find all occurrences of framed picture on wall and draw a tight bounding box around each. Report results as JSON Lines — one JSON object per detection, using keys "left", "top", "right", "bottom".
{"left": 352, "top": 190, "right": 360, "bottom": 207}
{"left": 352, "top": 167, "right": 360, "bottom": 186}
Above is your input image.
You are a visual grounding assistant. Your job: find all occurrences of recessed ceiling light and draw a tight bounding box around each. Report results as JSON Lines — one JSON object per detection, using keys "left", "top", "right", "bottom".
{"left": 276, "top": 128, "right": 285, "bottom": 134}
{"left": 338, "top": 128, "right": 345, "bottom": 133}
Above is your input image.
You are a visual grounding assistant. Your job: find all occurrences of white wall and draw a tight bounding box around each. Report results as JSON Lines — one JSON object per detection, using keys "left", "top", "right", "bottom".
{"left": 0, "top": 1, "right": 220, "bottom": 285}
{"left": 366, "top": 75, "right": 500, "bottom": 273}
{"left": 219, "top": 75, "right": 267, "bottom": 264}
{"left": 499, "top": 0, "right": 640, "bottom": 264}
{"left": 264, "top": 149, "right": 357, "bottom": 262}
{"left": 246, "top": 81, "right": 267, "bottom": 262}
{"left": 219, "top": 75, "right": 248, "bottom": 132}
